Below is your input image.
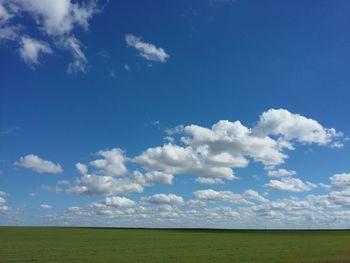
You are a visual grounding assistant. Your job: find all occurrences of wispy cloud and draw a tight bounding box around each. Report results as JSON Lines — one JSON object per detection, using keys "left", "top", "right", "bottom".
{"left": 0, "top": 0, "right": 99, "bottom": 72}
{"left": 125, "top": 34, "right": 169, "bottom": 63}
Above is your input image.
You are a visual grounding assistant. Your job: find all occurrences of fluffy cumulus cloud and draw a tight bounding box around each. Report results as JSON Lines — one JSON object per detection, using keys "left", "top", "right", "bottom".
{"left": 243, "top": 190, "right": 268, "bottom": 203}
{"left": 135, "top": 143, "right": 238, "bottom": 180}
{"left": 15, "top": 154, "right": 63, "bottom": 173}
{"left": 131, "top": 171, "right": 173, "bottom": 186}
{"left": 90, "top": 148, "right": 127, "bottom": 176}
{"left": 65, "top": 149, "right": 175, "bottom": 196}
{"left": 45, "top": 176, "right": 350, "bottom": 228}
{"left": 141, "top": 194, "right": 184, "bottom": 205}
{"left": 253, "top": 109, "right": 342, "bottom": 146}
{"left": 193, "top": 189, "right": 248, "bottom": 204}
{"left": 56, "top": 109, "right": 343, "bottom": 199}
{"left": 125, "top": 34, "right": 169, "bottom": 63}
{"left": 195, "top": 177, "right": 224, "bottom": 185}
{"left": 267, "top": 168, "right": 296, "bottom": 177}
{"left": 0, "top": 0, "right": 99, "bottom": 71}
{"left": 104, "top": 196, "right": 136, "bottom": 207}
{"left": 68, "top": 174, "right": 143, "bottom": 196}
{"left": 135, "top": 109, "right": 342, "bottom": 184}
{"left": 265, "top": 177, "right": 317, "bottom": 192}
{"left": 13, "top": 109, "right": 349, "bottom": 228}
{"left": 329, "top": 173, "right": 350, "bottom": 190}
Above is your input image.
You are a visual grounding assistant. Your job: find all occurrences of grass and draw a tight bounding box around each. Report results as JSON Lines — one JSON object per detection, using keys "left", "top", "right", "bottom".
{"left": 0, "top": 227, "right": 350, "bottom": 263}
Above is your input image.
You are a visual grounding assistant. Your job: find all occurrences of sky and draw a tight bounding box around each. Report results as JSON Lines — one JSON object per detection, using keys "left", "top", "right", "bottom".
{"left": 1, "top": 0, "right": 350, "bottom": 229}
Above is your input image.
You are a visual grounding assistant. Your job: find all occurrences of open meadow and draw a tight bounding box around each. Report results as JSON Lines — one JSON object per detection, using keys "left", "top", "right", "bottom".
{"left": 0, "top": 227, "right": 350, "bottom": 263}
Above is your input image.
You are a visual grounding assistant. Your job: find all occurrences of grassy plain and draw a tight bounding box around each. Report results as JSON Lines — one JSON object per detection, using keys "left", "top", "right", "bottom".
{"left": 0, "top": 227, "right": 350, "bottom": 262}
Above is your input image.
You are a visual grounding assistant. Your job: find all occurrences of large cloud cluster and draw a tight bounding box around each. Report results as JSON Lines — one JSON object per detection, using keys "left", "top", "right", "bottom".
{"left": 16, "top": 109, "right": 343, "bottom": 197}
{"left": 136, "top": 109, "right": 342, "bottom": 184}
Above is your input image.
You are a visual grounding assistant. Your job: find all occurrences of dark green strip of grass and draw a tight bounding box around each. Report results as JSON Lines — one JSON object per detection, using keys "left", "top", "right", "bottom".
{"left": 1, "top": 227, "right": 350, "bottom": 263}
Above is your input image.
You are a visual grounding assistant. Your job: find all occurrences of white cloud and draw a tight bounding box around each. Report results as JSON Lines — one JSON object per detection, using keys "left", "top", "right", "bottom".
{"left": 135, "top": 143, "right": 237, "bottom": 180}
{"left": 68, "top": 174, "right": 143, "bottom": 196}
{"left": 40, "top": 204, "right": 52, "bottom": 209}
{"left": 265, "top": 177, "right": 317, "bottom": 192}
{"left": 19, "top": 36, "right": 52, "bottom": 65}
{"left": 48, "top": 185, "right": 350, "bottom": 228}
{"left": 243, "top": 190, "right": 268, "bottom": 203}
{"left": 193, "top": 189, "right": 247, "bottom": 204}
{"left": 131, "top": 171, "right": 173, "bottom": 186}
{"left": 135, "top": 109, "right": 342, "bottom": 184}
{"left": 329, "top": 173, "right": 350, "bottom": 189}
{"left": 17, "top": 0, "right": 97, "bottom": 36}
{"left": 0, "top": 0, "right": 99, "bottom": 71}
{"left": 182, "top": 120, "right": 288, "bottom": 167}
{"left": 125, "top": 34, "right": 169, "bottom": 63}
{"left": 60, "top": 36, "right": 88, "bottom": 73}
{"left": 195, "top": 177, "right": 224, "bottom": 185}
{"left": 253, "top": 109, "right": 342, "bottom": 145}
{"left": 75, "top": 162, "right": 88, "bottom": 175}
{"left": 15, "top": 154, "right": 63, "bottom": 173}
{"left": 328, "top": 191, "right": 350, "bottom": 207}
{"left": 68, "top": 149, "right": 174, "bottom": 197}
{"left": 104, "top": 196, "right": 136, "bottom": 207}
{"left": 90, "top": 148, "right": 127, "bottom": 176}
{"left": 267, "top": 168, "right": 296, "bottom": 177}
{"left": 141, "top": 194, "right": 184, "bottom": 205}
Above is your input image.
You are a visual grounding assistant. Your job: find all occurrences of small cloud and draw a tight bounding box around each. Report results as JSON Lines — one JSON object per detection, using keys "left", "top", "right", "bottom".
{"left": 40, "top": 204, "right": 52, "bottom": 209}
{"left": 331, "top": 141, "right": 344, "bottom": 149}
{"left": 267, "top": 168, "right": 296, "bottom": 177}
{"left": 104, "top": 196, "right": 136, "bottom": 207}
{"left": 15, "top": 154, "right": 63, "bottom": 174}
{"left": 265, "top": 177, "right": 317, "bottom": 192}
{"left": 90, "top": 148, "right": 127, "bottom": 176}
{"left": 76, "top": 162, "right": 88, "bottom": 175}
{"left": 125, "top": 34, "right": 169, "bottom": 63}
{"left": 19, "top": 36, "right": 52, "bottom": 67}
{"left": 124, "top": 64, "right": 130, "bottom": 71}
{"left": 195, "top": 177, "right": 224, "bottom": 185}
{"left": 141, "top": 193, "right": 184, "bottom": 205}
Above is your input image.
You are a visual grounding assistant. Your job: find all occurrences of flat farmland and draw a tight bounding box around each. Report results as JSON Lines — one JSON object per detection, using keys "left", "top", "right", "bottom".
{"left": 0, "top": 227, "right": 350, "bottom": 263}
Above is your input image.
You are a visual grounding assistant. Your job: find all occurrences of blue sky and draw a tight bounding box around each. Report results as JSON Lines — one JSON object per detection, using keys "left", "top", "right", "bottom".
{"left": 1, "top": 0, "right": 350, "bottom": 228}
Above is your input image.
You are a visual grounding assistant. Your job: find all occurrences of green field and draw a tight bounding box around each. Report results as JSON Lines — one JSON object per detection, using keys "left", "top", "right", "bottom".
{"left": 1, "top": 227, "right": 350, "bottom": 263}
